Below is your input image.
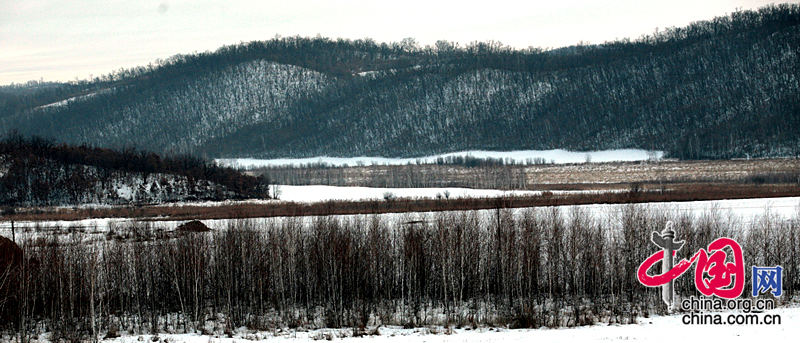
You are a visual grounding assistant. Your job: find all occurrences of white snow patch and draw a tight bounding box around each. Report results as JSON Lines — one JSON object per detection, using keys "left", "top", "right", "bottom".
{"left": 216, "top": 149, "right": 663, "bottom": 168}
{"left": 97, "top": 304, "right": 800, "bottom": 342}
{"left": 35, "top": 87, "right": 115, "bottom": 109}
{"left": 276, "top": 185, "right": 544, "bottom": 202}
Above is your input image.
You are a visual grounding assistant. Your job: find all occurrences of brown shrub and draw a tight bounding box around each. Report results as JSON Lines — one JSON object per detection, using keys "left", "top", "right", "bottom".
{"left": 178, "top": 220, "right": 211, "bottom": 232}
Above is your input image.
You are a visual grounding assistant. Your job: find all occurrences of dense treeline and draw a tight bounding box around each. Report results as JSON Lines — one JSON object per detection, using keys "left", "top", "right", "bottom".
{"left": 2, "top": 4, "right": 799, "bottom": 159}
{"left": 261, "top": 163, "right": 528, "bottom": 189}
{"left": 257, "top": 155, "right": 538, "bottom": 190}
{"left": 2, "top": 206, "right": 797, "bottom": 339}
{"left": 0, "top": 81, "right": 101, "bottom": 119}
{"left": 0, "top": 134, "right": 269, "bottom": 206}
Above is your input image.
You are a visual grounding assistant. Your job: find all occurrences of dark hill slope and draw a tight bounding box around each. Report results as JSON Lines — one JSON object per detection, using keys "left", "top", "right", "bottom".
{"left": 0, "top": 135, "right": 269, "bottom": 206}
{"left": 2, "top": 4, "right": 799, "bottom": 159}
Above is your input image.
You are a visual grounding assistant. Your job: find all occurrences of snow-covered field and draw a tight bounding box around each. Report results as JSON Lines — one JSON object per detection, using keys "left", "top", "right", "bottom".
{"left": 275, "top": 186, "right": 798, "bottom": 221}
{"left": 94, "top": 304, "right": 798, "bottom": 343}
{"left": 275, "top": 185, "right": 547, "bottom": 202}
{"left": 1, "top": 194, "right": 797, "bottom": 236}
{"left": 216, "top": 149, "right": 663, "bottom": 168}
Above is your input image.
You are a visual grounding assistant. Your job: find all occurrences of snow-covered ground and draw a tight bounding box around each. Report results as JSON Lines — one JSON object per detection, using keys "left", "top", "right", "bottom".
{"left": 94, "top": 304, "right": 799, "bottom": 342}
{"left": 3, "top": 195, "right": 798, "bottom": 342}
{"left": 1, "top": 195, "right": 797, "bottom": 237}
{"left": 275, "top": 185, "right": 548, "bottom": 202}
{"left": 570, "top": 196, "right": 800, "bottom": 224}
{"left": 170, "top": 188, "right": 800, "bottom": 225}
{"left": 216, "top": 149, "right": 663, "bottom": 168}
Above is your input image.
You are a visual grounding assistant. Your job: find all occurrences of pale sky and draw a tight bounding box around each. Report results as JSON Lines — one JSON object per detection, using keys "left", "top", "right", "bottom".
{"left": 0, "top": 0, "right": 785, "bottom": 85}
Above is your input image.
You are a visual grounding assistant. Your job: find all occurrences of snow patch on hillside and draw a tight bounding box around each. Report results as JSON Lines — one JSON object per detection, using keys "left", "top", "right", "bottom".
{"left": 36, "top": 87, "right": 115, "bottom": 109}
{"left": 217, "top": 149, "right": 663, "bottom": 169}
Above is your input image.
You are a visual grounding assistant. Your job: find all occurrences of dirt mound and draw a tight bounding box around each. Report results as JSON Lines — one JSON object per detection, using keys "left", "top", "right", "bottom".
{"left": 1, "top": 236, "right": 23, "bottom": 307}
{"left": 177, "top": 220, "right": 211, "bottom": 233}
{"left": 0, "top": 236, "right": 22, "bottom": 273}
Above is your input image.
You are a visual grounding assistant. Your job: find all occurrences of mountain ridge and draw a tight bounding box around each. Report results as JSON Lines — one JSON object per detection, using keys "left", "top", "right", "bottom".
{"left": 2, "top": 3, "right": 799, "bottom": 160}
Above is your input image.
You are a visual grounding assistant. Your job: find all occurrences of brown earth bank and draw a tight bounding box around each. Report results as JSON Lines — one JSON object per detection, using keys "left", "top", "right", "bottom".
{"left": 2, "top": 183, "right": 799, "bottom": 223}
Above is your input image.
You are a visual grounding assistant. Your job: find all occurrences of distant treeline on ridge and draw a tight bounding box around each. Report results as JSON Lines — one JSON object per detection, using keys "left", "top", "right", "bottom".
{"left": 1, "top": 3, "right": 799, "bottom": 160}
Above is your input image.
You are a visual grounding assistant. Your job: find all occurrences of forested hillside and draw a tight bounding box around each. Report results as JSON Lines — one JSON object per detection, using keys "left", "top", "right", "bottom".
{"left": 1, "top": 4, "right": 799, "bottom": 159}
{"left": 0, "top": 134, "right": 269, "bottom": 206}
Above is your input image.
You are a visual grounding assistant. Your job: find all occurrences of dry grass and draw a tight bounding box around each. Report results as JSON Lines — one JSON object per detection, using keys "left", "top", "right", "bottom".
{"left": 253, "top": 158, "right": 800, "bottom": 190}
{"left": 525, "top": 158, "right": 800, "bottom": 185}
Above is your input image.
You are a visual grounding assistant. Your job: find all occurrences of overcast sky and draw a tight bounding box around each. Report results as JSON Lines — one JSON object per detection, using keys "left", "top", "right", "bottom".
{"left": 0, "top": 0, "right": 785, "bottom": 85}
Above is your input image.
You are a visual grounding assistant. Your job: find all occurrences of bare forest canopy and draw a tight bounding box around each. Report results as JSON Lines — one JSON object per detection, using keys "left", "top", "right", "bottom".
{"left": 1, "top": 3, "right": 799, "bottom": 159}
{"left": 0, "top": 134, "right": 269, "bottom": 206}
{"left": 1, "top": 207, "right": 798, "bottom": 338}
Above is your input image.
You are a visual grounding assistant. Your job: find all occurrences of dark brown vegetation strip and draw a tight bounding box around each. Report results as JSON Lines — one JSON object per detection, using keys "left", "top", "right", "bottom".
{"left": 4, "top": 183, "right": 799, "bottom": 222}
